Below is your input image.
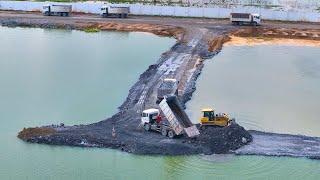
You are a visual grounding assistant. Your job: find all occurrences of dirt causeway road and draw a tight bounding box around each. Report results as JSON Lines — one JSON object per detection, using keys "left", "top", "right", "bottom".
{"left": 2, "top": 11, "right": 320, "bottom": 159}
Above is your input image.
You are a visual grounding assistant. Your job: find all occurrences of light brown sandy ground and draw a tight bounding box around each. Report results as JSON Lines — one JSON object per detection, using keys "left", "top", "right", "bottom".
{"left": 226, "top": 36, "right": 320, "bottom": 47}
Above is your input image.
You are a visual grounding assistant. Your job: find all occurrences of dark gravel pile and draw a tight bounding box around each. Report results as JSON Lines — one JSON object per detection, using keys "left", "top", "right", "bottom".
{"left": 196, "top": 124, "right": 252, "bottom": 154}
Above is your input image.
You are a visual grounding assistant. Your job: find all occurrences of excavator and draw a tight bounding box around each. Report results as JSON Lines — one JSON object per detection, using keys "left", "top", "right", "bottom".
{"left": 200, "top": 108, "right": 234, "bottom": 128}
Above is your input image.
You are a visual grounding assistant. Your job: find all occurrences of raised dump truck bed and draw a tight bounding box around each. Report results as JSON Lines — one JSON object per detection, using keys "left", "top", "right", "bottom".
{"left": 159, "top": 96, "right": 200, "bottom": 138}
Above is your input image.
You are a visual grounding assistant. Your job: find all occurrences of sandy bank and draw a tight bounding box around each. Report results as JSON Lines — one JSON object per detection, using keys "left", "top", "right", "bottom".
{"left": 225, "top": 36, "right": 320, "bottom": 47}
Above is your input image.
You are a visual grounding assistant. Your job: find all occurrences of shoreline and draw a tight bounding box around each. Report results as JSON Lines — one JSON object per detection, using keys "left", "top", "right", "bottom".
{"left": 2, "top": 11, "right": 320, "bottom": 158}
{"left": 225, "top": 36, "right": 320, "bottom": 47}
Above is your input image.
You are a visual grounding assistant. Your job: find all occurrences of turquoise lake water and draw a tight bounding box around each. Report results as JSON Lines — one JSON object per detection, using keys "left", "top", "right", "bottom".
{"left": 186, "top": 45, "right": 320, "bottom": 136}
{"left": 0, "top": 26, "right": 319, "bottom": 180}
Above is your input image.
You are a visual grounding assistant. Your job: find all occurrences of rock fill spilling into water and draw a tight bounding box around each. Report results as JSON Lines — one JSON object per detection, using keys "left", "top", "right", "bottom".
{"left": 236, "top": 131, "right": 320, "bottom": 160}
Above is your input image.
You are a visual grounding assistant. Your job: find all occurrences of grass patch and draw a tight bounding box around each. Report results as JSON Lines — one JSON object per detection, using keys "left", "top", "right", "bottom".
{"left": 18, "top": 127, "right": 56, "bottom": 140}
{"left": 84, "top": 27, "right": 100, "bottom": 33}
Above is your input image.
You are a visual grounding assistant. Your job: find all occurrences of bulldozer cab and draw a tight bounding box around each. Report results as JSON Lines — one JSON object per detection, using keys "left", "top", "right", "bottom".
{"left": 141, "top": 109, "right": 159, "bottom": 124}
{"left": 202, "top": 109, "right": 215, "bottom": 121}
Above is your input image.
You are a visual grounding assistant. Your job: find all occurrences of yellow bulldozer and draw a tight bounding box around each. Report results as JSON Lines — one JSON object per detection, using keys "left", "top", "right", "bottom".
{"left": 200, "top": 108, "right": 234, "bottom": 128}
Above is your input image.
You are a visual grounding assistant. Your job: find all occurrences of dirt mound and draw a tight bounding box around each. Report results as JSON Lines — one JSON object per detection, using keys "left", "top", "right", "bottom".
{"left": 196, "top": 124, "right": 252, "bottom": 154}
{"left": 96, "top": 22, "right": 184, "bottom": 40}
{"left": 208, "top": 35, "right": 231, "bottom": 52}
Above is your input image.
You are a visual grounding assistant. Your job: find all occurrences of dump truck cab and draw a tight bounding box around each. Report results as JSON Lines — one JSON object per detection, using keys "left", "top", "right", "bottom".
{"left": 141, "top": 108, "right": 176, "bottom": 138}
{"left": 141, "top": 109, "right": 160, "bottom": 125}
{"left": 200, "top": 108, "right": 230, "bottom": 127}
{"left": 251, "top": 13, "right": 261, "bottom": 25}
{"left": 43, "top": 5, "right": 50, "bottom": 14}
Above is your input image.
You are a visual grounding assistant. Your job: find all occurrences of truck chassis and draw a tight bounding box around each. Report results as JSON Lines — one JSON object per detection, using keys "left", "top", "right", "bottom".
{"left": 143, "top": 122, "right": 176, "bottom": 138}
{"left": 44, "top": 11, "right": 69, "bottom": 17}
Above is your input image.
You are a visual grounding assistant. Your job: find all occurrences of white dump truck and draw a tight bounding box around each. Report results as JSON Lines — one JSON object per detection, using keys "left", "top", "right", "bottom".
{"left": 43, "top": 4, "right": 72, "bottom": 16}
{"left": 141, "top": 96, "right": 200, "bottom": 138}
{"left": 141, "top": 108, "right": 177, "bottom": 138}
{"left": 157, "top": 78, "right": 179, "bottom": 103}
{"left": 230, "top": 13, "right": 261, "bottom": 26}
{"left": 100, "top": 5, "right": 130, "bottom": 18}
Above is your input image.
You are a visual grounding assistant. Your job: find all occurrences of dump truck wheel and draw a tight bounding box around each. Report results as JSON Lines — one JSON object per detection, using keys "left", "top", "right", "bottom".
{"left": 168, "top": 130, "right": 174, "bottom": 138}
{"left": 144, "top": 123, "right": 150, "bottom": 131}
{"left": 161, "top": 128, "right": 167, "bottom": 136}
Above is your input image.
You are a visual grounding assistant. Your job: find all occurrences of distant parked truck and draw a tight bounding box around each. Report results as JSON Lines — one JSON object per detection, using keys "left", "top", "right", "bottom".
{"left": 230, "top": 13, "right": 261, "bottom": 26}
{"left": 43, "top": 4, "right": 72, "bottom": 16}
{"left": 100, "top": 5, "right": 130, "bottom": 18}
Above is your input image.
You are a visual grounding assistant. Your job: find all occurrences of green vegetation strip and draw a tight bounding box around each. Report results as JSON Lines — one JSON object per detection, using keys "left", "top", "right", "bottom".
{"left": 84, "top": 27, "right": 100, "bottom": 33}
{"left": 18, "top": 127, "right": 56, "bottom": 140}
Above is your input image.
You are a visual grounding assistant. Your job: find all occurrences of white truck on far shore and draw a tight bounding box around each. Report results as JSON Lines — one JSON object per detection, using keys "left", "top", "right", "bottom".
{"left": 42, "top": 4, "right": 72, "bottom": 16}
{"left": 230, "top": 13, "right": 261, "bottom": 26}
{"left": 100, "top": 5, "right": 130, "bottom": 18}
